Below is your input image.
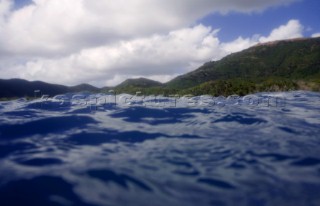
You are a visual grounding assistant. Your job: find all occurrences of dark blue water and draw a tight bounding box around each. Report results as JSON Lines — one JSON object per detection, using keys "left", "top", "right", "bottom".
{"left": 0, "top": 91, "right": 319, "bottom": 206}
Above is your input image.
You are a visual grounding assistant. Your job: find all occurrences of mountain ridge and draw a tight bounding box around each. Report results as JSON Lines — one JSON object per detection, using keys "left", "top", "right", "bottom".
{"left": 1, "top": 37, "right": 320, "bottom": 99}
{"left": 116, "top": 77, "right": 163, "bottom": 88}
{"left": 165, "top": 37, "right": 320, "bottom": 89}
{"left": 0, "top": 79, "right": 99, "bottom": 99}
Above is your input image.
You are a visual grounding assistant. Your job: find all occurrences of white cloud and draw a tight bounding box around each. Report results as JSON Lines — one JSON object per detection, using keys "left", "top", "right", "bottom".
{"left": 312, "top": 33, "right": 320, "bottom": 38}
{"left": 221, "top": 36, "right": 257, "bottom": 54}
{"left": 12, "top": 25, "right": 222, "bottom": 86}
{"left": 222, "top": 19, "right": 304, "bottom": 54}
{"left": 0, "top": 0, "right": 299, "bottom": 56}
{"left": 0, "top": 0, "right": 11, "bottom": 16}
{"left": 259, "top": 19, "right": 303, "bottom": 43}
{"left": 4, "top": 19, "right": 305, "bottom": 87}
{"left": 0, "top": 0, "right": 302, "bottom": 87}
{"left": 0, "top": 0, "right": 12, "bottom": 28}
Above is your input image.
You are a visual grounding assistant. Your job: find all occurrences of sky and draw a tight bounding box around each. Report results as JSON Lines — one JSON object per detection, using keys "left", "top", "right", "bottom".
{"left": 0, "top": 0, "right": 319, "bottom": 87}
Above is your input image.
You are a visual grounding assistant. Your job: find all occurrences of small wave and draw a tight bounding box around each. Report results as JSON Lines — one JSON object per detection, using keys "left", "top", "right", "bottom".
{"left": 197, "top": 178, "right": 236, "bottom": 190}
{"left": 88, "top": 169, "right": 153, "bottom": 192}
{"left": 17, "top": 158, "right": 63, "bottom": 167}
{"left": 0, "top": 91, "right": 319, "bottom": 206}
{"left": 291, "top": 157, "right": 320, "bottom": 167}
{"left": 0, "top": 115, "right": 96, "bottom": 139}
{"left": 213, "top": 114, "right": 267, "bottom": 125}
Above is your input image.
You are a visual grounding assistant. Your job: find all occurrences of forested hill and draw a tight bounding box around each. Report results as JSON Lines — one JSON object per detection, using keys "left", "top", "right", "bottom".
{"left": 116, "top": 77, "right": 162, "bottom": 88}
{"left": 0, "top": 79, "right": 99, "bottom": 99}
{"left": 1, "top": 37, "right": 320, "bottom": 99}
{"left": 166, "top": 37, "right": 320, "bottom": 89}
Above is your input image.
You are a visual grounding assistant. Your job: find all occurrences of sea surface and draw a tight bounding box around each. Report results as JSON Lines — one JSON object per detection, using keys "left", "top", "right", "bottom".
{"left": 0, "top": 91, "right": 319, "bottom": 206}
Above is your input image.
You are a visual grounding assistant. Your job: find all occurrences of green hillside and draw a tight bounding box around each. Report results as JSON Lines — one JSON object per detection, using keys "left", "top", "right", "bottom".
{"left": 1, "top": 37, "right": 320, "bottom": 99}
{"left": 0, "top": 79, "right": 99, "bottom": 100}
{"left": 166, "top": 37, "right": 320, "bottom": 90}
{"left": 114, "top": 77, "right": 163, "bottom": 94}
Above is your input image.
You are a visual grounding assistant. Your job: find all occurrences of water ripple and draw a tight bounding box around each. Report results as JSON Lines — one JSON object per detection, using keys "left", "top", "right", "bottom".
{"left": 0, "top": 91, "right": 319, "bottom": 206}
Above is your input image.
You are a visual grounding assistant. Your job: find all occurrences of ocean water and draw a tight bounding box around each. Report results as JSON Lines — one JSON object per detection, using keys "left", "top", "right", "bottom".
{"left": 0, "top": 91, "right": 319, "bottom": 206}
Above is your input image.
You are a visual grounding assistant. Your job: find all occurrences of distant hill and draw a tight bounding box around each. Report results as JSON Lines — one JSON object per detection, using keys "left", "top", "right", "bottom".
{"left": 116, "top": 77, "right": 163, "bottom": 88}
{"left": 69, "top": 83, "right": 100, "bottom": 93}
{"left": 166, "top": 37, "right": 320, "bottom": 89}
{"left": 0, "top": 79, "right": 69, "bottom": 99}
{"left": 0, "top": 79, "right": 99, "bottom": 99}
{"left": 1, "top": 37, "right": 320, "bottom": 99}
{"left": 114, "top": 77, "right": 163, "bottom": 94}
{"left": 0, "top": 77, "right": 162, "bottom": 99}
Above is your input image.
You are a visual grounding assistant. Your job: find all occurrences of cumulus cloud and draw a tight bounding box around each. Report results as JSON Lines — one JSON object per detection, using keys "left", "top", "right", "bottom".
{"left": 0, "top": 0, "right": 299, "bottom": 56}
{"left": 3, "top": 19, "right": 305, "bottom": 86}
{"left": 0, "top": 0, "right": 12, "bottom": 28}
{"left": 220, "top": 36, "right": 257, "bottom": 54}
{"left": 0, "top": 0, "right": 303, "bottom": 86}
{"left": 259, "top": 19, "right": 303, "bottom": 43}
{"left": 312, "top": 33, "right": 320, "bottom": 38}
{"left": 13, "top": 25, "right": 222, "bottom": 86}
{"left": 0, "top": 0, "right": 11, "bottom": 15}
{"left": 222, "top": 19, "right": 304, "bottom": 54}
